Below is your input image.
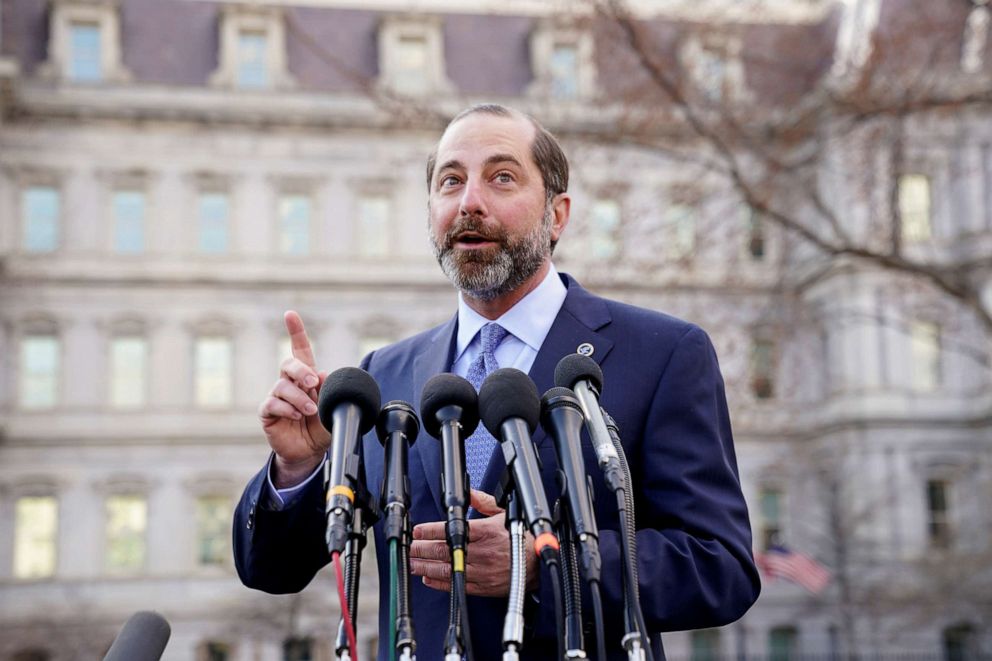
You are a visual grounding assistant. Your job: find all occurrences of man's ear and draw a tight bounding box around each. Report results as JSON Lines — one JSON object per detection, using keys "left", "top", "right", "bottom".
{"left": 550, "top": 193, "right": 571, "bottom": 242}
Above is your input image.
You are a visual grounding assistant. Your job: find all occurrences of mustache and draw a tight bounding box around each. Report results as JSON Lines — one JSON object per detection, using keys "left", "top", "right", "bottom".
{"left": 438, "top": 218, "right": 508, "bottom": 249}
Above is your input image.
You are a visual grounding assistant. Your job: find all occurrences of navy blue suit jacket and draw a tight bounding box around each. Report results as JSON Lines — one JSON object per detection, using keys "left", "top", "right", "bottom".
{"left": 234, "top": 273, "right": 760, "bottom": 660}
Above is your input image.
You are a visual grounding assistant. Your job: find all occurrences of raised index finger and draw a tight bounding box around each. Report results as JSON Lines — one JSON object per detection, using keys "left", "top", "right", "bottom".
{"left": 284, "top": 310, "right": 316, "bottom": 369}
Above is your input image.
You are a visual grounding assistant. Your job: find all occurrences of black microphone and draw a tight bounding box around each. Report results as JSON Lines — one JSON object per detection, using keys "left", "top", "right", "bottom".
{"left": 420, "top": 373, "right": 479, "bottom": 552}
{"left": 103, "top": 611, "right": 171, "bottom": 661}
{"left": 554, "top": 354, "right": 621, "bottom": 480}
{"left": 478, "top": 368, "right": 558, "bottom": 560}
{"left": 317, "top": 367, "right": 381, "bottom": 554}
{"left": 541, "top": 386, "right": 602, "bottom": 584}
{"left": 376, "top": 400, "right": 419, "bottom": 542}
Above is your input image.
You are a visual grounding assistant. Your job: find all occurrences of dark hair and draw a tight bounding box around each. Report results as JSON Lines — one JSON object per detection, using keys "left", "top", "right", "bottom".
{"left": 425, "top": 104, "right": 569, "bottom": 201}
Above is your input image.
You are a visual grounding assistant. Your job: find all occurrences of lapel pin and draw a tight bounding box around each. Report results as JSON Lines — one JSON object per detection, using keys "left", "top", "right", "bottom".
{"left": 576, "top": 343, "right": 594, "bottom": 357}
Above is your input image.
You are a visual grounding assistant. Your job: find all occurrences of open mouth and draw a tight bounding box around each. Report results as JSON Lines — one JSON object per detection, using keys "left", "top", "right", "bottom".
{"left": 453, "top": 231, "right": 498, "bottom": 248}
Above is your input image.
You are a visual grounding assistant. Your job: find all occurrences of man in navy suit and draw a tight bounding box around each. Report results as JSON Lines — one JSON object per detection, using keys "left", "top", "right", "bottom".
{"left": 235, "top": 104, "right": 760, "bottom": 660}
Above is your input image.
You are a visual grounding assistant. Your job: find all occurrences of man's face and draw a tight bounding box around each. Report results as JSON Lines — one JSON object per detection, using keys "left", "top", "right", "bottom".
{"left": 428, "top": 113, "right": 568, "bottom": 301}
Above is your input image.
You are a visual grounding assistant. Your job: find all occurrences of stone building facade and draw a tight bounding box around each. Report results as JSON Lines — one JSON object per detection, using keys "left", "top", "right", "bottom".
{"left": 0, "top": 1, "right": 989, "bottom": 660}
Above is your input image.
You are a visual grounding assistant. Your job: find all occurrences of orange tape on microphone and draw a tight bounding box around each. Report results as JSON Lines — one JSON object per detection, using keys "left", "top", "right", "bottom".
{"left": 533, "top": 532, "right": 560, "bottom": 556}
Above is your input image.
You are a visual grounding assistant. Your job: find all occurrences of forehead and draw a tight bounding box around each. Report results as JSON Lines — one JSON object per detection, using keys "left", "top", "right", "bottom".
{"left": 435, "top": 113, "right": 537, "bottom": 169}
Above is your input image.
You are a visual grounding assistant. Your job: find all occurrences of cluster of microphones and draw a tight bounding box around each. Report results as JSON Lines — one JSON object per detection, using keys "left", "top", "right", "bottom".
{"left": 100, "top": 353, "right": 653, "bottom": 661}
{"left": 319, "top": 353, "right": 653, "bottom": 661}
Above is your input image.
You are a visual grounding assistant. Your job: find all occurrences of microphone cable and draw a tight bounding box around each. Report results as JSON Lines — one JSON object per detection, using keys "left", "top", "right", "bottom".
{"left": 604, "top": 409, "right": 654, "bottom": 661}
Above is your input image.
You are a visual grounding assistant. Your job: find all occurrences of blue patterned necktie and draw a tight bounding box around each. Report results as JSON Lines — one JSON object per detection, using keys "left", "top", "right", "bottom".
{"left": 465, "top": 322, "right": 509, "bottom": 490}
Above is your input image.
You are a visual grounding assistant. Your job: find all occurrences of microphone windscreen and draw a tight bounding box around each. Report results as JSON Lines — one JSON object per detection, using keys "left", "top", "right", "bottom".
{"left": 317, "top": 367, "right": 381, "bottom": 435}
{"left": 554, "top": 353, "right": 604, "bottom": 392}
{"left": 479, "top": 368, "right": 540, "bottom": 435}
{"left": 103, "top": 611, "right": 171, "bottom": 661}
{"left": 375, "top": 400, "right": 420, "bottom": 447}
{"left": 420, "top": 373, "right": 480, "bottom": 439}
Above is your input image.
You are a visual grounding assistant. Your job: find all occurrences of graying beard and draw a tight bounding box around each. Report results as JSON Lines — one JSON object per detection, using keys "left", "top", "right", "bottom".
{"left": 431, "top": 206, "right": 553, "bottom": 301}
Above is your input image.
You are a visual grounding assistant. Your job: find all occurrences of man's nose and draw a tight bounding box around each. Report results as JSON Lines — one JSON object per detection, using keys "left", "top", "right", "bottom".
{"left": 458, "top": 178, "right": 487, "bottom": 217}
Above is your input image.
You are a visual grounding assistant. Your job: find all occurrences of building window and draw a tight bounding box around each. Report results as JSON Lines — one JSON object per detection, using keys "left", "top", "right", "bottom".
{"left": 42, "top": 0, "right": 129, "bottom": 83}
{"left": 751, "top": 337, "right": 775, "bottom": 399}
{"left": 768, "top": 626, "right": 798, "bottom": 661}
{"left": 528, "top": 22, "right": 596, "bottom": 99}
{"left": 22, "top": 186, "right": 60, "bottom": 253}
{"left": 697, "top": 47, "right": 728, "bottom": 102}
{"left": 237, "top": 30, "right": 268, "bottom": 88}
{"left": 549, "top": 42, "right": 579, "bottom": 99}
{"left": 109, "top": 336, "right": 147, "bottom": 409}
{"left": 211, "top": 6, "right": 291, "bottom": 90}
{"left": 68, "top": 21, "right": 102, "bottom": 81}
{"left": 198, "top": 193, "right": 230, "bottom": 254}
{"left": 283, "top": 638, "right": 313, "bottom": 661}
{"left": 682, "top": 34, "right": 749, "bottom": 104}
{"left": 898, "top": 174, "right": 932, "bottom": 242}
{"left": 20, "top": 334, "right": 60, "bottom": 409}
{"left": 279, "top": 194, "right": 312, "bottom": 255}
{"left": 105, "top": 494, "right": 147, "bottom": 573}
{"left": 665, "top": 202, "right": 696, "bottom": 259}
{"left": 392, "top": 35, "right": 430, "bottom": 94}
{"left": 943, "top": 624, "right": 975, "bottom": 661}
{"left": 377, "top": 16, "right": 452, "bottom": 96}
{"left": 590, "top": 199, "right": 620, "bottom": 261}
{"left": 112, "top": 190, "right": 146, "bottom": 254}
{"left": 198, "top": 642, "right": 231, "bottom": 661}
{"left": 196, "top": 496, "right": 231, "bottom": 566}
{"left": 690, "top": 629, "right": 721, "bottom": 661}
{"left": 926, "top": 478, "right": 951, "bottom": 549}
{"left": 195, "top": 337, "right": 233, "bottom": 408}
{"left": 13, "top": 496, "right": 59, "bottom": 579}
{"left": 358, "top": 195, "right": 390, "bottom": 257}
{"left": 744, "top": 205, "right": 765, "bottom": 260}
{"left": 909, "top": 320, "right": 940, "bottom": 391}
{"left": 759, "top": 487, "right": 783, "bottom": 551}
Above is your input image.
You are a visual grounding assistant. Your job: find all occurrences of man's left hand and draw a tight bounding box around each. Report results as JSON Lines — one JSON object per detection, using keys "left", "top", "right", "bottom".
{"left": 410, "top": 489, "right": 538, "bottom": 596}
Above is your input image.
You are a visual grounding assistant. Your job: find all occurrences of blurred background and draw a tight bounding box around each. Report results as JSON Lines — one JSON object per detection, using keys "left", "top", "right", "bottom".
{"left": 0, "top": 0, "right": 990, "bottom": 659}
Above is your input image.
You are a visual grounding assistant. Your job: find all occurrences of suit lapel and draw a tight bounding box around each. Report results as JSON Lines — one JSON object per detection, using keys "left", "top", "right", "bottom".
{"left": 477, "top": 273, "right": 615, "bottom": 495}
{"left": 411, "top": 315, "right": 458, "bottom": 519}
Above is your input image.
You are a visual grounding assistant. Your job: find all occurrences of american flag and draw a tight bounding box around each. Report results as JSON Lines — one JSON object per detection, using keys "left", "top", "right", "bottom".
{"left": 757, "top": 545, "right": 831, "bottom": 594}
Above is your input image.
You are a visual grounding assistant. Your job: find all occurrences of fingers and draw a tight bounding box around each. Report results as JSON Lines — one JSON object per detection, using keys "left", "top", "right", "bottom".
{"left": 258, "top": 395, "right": 304, "bottom": 423}
{"left": 410, "top": 540, "right": 450, "bottom": 562}
{"left": 470, "top": 489, "right": 504, "bottom": 516}
{"left": 284, "top": 310, "right": 317, "bottom": 369}
{"left": 281, "top": 357, "right": 320, "bottom": 393}
{"left": 272, "top": 378, "right": 319, "bottom": 415}
{"left": 412, "top": 521, "right": 446, "bottom": 541}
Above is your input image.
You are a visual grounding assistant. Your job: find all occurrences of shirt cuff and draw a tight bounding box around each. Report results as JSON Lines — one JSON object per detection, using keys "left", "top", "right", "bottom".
{"left": 264, "top": 452, "right": 327, "bottom": 510}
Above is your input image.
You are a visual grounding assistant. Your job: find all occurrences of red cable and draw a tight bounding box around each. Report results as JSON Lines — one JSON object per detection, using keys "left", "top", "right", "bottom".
{"left": 332, "top": 551, "right": 358, "bottom": 661}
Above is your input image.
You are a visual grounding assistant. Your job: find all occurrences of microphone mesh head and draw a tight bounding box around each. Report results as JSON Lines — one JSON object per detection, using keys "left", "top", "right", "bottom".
{"left": 420, "top": 373, "right": 480, "bottom": 439}
{"left": 375, "top": 400, "right": 420, "bottom": 448}
{"left": 317, "top": 367, "right": 381, "bottom": 435}
{"left": 554, "top": 353, "right": 603, "bottom": 392}
{"left": 479, "top": 368, "right": 540, "bottom": 435}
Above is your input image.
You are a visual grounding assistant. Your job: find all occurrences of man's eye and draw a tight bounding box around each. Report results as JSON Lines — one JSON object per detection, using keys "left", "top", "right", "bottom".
{"left": 495, "top": 172, "right": 514, "bottom": 183}
{"left": 440, "top": 175, "right": 461, "bottom": 187}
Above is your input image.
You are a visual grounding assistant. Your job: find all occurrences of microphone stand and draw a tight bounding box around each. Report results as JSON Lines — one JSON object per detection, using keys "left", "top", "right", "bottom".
{"left": 602, "top": 409, "right": 650, "bottom": 661}
{"left": 495, "top": 471, "right": 527, "bottom": 661}
{"left": 335, "top": 454, "right": 381, "bottom": 661}
{"left": 438, "top": 415, "right": 473, "bottom": 661}
{"left": 554, "top": 500, "right": 586, "bottom": 659}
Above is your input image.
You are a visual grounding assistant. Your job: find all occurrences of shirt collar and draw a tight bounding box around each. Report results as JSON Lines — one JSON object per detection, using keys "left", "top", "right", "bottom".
{"left": 454, "top": 263, "right": 568, "bottom": 361}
